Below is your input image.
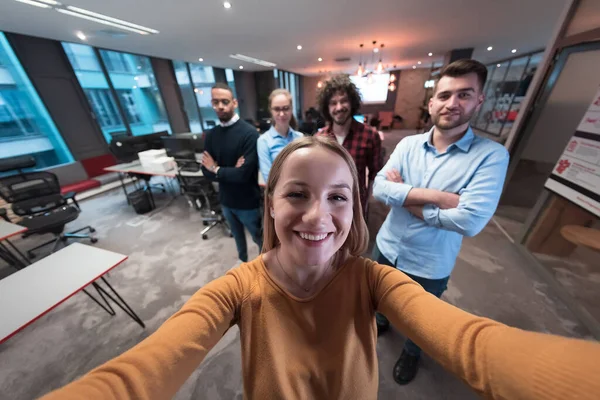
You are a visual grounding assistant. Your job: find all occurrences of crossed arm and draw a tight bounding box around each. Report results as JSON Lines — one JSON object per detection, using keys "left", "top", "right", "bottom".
{"left": 373, "top": 140, "right": 509, "bottom": 237}
{"left": 201, "top": 132, "right": 259, "bottom": 183}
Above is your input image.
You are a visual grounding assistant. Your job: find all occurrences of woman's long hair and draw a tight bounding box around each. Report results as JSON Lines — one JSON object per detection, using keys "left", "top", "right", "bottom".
{"left": 262, "top": 136, "right": 368, "bottom": 257}
{"left": 269, "top": 89, "right": 298, "bottom": 130}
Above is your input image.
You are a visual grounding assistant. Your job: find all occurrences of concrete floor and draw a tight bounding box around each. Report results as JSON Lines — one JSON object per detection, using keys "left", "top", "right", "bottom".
{"left": 0, "top": 129, "right": 594, "bottom": 399}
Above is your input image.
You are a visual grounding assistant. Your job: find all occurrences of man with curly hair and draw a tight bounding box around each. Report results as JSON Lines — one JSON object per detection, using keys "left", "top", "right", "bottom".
{"left": 316, "top": 75, "right": 383, "bottom": 217}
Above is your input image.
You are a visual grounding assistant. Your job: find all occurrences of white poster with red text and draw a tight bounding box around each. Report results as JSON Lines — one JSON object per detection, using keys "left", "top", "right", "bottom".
{"left": 545, "top": 86, "right": 600, "bottom": 217}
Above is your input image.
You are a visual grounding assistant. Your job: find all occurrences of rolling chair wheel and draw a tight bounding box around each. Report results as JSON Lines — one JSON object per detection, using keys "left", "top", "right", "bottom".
{"left": 89, "top": 228, "right": 96, "bottom": 233}
{"left": 202, "top": 234, "right": 208, "bottom": 240}
{"left": 203, "top": 221, "right": 209, "bottom": 226}
{"left": 91, "top": 238, "right": 98, "bottom": 244}
{"left": 229, "top": 233, "right": 234, "bottom": 238}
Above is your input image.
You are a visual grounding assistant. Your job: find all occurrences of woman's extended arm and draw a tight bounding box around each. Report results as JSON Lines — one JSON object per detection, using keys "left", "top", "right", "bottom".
{"left": 369, "top": 261, "right": 600, "bottom": 400}
{"left": 41, "top": 267, "right": 250, "bottom": 399}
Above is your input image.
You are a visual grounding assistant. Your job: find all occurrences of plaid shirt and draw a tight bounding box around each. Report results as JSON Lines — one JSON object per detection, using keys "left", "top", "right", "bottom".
{"left": 317, "top": 120, "right": 383, "bottom": 212}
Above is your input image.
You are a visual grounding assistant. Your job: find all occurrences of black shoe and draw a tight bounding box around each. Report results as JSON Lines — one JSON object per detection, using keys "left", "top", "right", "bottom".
{"left": 376, "top": 314, "right": 390, "bottom": 336}
{"left": 393, "top": 350, "right": 420, "bottom": 385}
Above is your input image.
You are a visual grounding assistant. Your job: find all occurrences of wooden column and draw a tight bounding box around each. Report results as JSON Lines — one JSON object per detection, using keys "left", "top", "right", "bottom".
{"left": 525, "top": 195, "right": 596, "bottom": 256}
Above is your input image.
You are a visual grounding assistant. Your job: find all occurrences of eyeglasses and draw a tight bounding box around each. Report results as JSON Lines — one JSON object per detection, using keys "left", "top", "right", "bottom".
{"left": 271, "top": 106, "right": 291, "bottom": 114}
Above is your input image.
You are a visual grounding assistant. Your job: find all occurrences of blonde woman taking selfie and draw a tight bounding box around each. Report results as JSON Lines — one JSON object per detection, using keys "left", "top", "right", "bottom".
{"left": 43, "top": 137, "right": 599, "bottom": 400}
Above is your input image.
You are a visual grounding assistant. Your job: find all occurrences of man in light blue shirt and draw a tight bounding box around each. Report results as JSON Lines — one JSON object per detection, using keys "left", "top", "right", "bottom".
{"left": 373, "top": 59, "right": 509, "bottom": 385}
{"left": 257, "top": 125, "right": 303, "bottom": 182}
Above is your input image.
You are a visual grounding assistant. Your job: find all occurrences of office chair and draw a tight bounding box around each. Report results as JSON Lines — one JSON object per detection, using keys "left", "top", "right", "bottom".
{"left": 175, "top": 164, "right": 231, "bottom": 240}
{"left": 0, "top": 171, "right": 97, "bottom": 259}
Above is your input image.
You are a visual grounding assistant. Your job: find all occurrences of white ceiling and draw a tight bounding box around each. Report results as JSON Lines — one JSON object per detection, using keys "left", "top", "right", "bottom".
{"left": 0, "top": 0, "right": 568, "bottom": 75}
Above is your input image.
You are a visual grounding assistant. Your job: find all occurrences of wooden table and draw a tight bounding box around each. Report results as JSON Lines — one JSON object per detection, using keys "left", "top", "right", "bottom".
{"left": 0, "top": 220, "right": 29, "bottom": 270}
{"left": 560, "top": 225, "right": 600, "bottom": 252}
{"left": 0, "top": 243, "right": 144, "bottom": 344}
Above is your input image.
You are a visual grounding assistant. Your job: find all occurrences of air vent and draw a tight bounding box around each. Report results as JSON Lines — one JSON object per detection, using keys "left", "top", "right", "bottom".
{"left": 334, "top": 57, "right": 351, "bottom": 63}
{"left": 95, "top": 29, "right": 129, "bottom": 38}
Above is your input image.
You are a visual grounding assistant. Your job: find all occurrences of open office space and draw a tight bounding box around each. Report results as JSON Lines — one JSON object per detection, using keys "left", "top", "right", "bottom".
{"left": 1, "top": 0, "right": 600, "bottom": 399}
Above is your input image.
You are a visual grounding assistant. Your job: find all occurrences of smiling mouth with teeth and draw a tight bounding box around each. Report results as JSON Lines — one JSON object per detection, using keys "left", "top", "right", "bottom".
{"left": 298, "top": 232, "right": 330, "bottom": 241}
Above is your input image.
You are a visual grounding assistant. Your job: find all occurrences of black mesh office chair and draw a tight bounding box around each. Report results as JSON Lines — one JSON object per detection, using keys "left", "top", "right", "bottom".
{"left": 0, "top": 171, "right": 97, "bottom": 259}
{"left": 175, "top": 163, "right": 230, "bottom": 240}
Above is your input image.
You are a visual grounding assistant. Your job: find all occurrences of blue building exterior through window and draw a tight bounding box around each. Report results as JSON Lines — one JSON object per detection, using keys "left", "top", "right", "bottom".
{"left": 0, "top": 32, "right": 73, "bottom": 168}
{"left": 99, "top": 49, "right": 171, "bottom": 137}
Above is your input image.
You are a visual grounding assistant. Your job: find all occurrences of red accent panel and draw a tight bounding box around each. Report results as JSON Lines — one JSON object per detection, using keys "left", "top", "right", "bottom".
{"left": 0, "top": 256, "right": 129, "bottom": 344}
{"left": 81, "top": 154, "right": 117, "bottom": 178}
{"left": 60, "top": 179, "right": 101, "bottom": 195}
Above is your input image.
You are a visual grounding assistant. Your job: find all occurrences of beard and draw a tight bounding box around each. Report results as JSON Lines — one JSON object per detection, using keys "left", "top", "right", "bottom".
{"left": 432, "top": 107, "right": 476, "bottom": 130}
{"left": 217, "top": 109, "right": 234, "bottom": 123}
{"left": 332, "top": 109, "right": 351, "bottom": 126}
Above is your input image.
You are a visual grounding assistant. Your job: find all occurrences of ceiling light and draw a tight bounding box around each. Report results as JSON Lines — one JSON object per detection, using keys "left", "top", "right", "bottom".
{"left": 412, "top": 65, "right": 416, "bottom": 69}
{"left": 389, "top": 74, "right": 396, "bottom": 83}
{"left": 297, "top": 45, "right": 302, "bottom": 50}
{"left": 229, "top": 54, "right": 276, "bottom": 67}
{"left": 487, "top": 46, "right": 493, "bottom": 51}
{"left": 239, "top": 65, "right": 244, "bottom": 70}
{"left": 223, "top": 1, "right": 232, "bottom": 9}
{"left": 318, "top": 57, "right": 323, "bottom": 62}
{"left": 373, "top": 48, "right": 379, "bottom": 53}
{"left": 428, "top": 52, "right": 433, "bottom": 56}
{"left": 37, "top": 0, "right": 60, "bottom": 3}
{"left": 134, "top": 76, "right": 139, "bottom": 81}
{"left": 65, "top": 6, "right": 159, "bottom": 34}
{"left": 376, "top": 61, "right": 384, "bottom": 74}
{"left": 388, "top": 82, "right": 396, "bottom": 92}
{"left": 75, "top": 31, "right": 86, "bottom": 41}
{"left": 317, "top": 81, "right": 323, "bottom": 88}
{"left": 133, "top": 85, "right": 137, "bottom": 89}
{"left": 194, "top": 88, "right": 199, "bottom": 93}
{"left": 198, "top": 58, "right": 204, "bottom": 62}
{"left": 511, "top": 49, "right": 517, "bottom": 53}
{"left": 14, "top": 0, "right": 50, "bottom": 8}
{"left": 497, "top": 63, "right": 501, "bottom": 67}
{"left": 56, "top": 9, "right": 151, "bottom": 35}
{"left": 417, "top": 61, "right": 422, "bottom": 65}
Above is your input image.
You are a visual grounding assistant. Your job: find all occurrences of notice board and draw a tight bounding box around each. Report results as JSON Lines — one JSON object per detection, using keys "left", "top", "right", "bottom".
{"left": 545, "top": 85, "right": 600, "bottom": 217}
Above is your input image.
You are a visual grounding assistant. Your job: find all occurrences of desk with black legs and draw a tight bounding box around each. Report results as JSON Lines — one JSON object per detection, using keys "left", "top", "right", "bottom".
{"left": 0, "top": 220, "right": 29, "bottom": 270}
{"left": 105, "top": 160, "right": 266, "bottom": 205}
{"left": 0, "top": 242, "right": 144, "bottom": 344}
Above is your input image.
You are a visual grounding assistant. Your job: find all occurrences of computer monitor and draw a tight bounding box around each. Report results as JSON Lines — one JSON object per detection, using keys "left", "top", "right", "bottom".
{"left": 161, "top": 135, "right": 204, "bottom": 161}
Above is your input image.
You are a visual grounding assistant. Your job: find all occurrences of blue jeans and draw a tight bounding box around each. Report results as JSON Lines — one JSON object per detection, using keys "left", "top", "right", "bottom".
{"left": 222, "top": 206, "right": 263, "bottom": 262}
{"left": 372, "top": 244, "right": 449, "bottom": 358}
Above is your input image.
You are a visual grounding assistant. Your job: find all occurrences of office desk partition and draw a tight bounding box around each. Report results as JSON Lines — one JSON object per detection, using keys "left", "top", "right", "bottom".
{"left": 0, "top": 243, "right": 144, "bottom": 344}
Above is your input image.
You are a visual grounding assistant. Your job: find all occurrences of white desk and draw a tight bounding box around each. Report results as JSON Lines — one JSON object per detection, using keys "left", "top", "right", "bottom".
{"left": 0, "top": 243, "right": 144, "bottom": 344}
{"left": 105, "top": 161, "right": 265, "bottom": 204}
{"left": 0, "top": 219, "right": 28, "bottom": 241}
{"left": 0, "top": 220, "right": 29, "bottom": 270}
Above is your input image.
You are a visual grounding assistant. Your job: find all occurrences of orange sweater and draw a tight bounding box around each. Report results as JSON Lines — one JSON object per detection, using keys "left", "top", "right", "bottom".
{"left": 42, "top": 256, "right": 600, "bottom": 399}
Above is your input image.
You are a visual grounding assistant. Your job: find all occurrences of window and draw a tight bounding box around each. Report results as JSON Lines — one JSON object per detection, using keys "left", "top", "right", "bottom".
{"left": 0, "top": 32, "right": 72, "bottom": 168}
{"left": 62, "top": 43, "right": 128, "bottom": 142}
{"left": 174, "top": 61, "right": 202, "bottom": 133}
{"left": 472, "top": 51, "right": 544, "bottom": 136}
{"left": 99, "top": 49, "right": 171, "bottom": 136}
{"left": 189, "top": 64, "right": 218, "bottom": 130}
